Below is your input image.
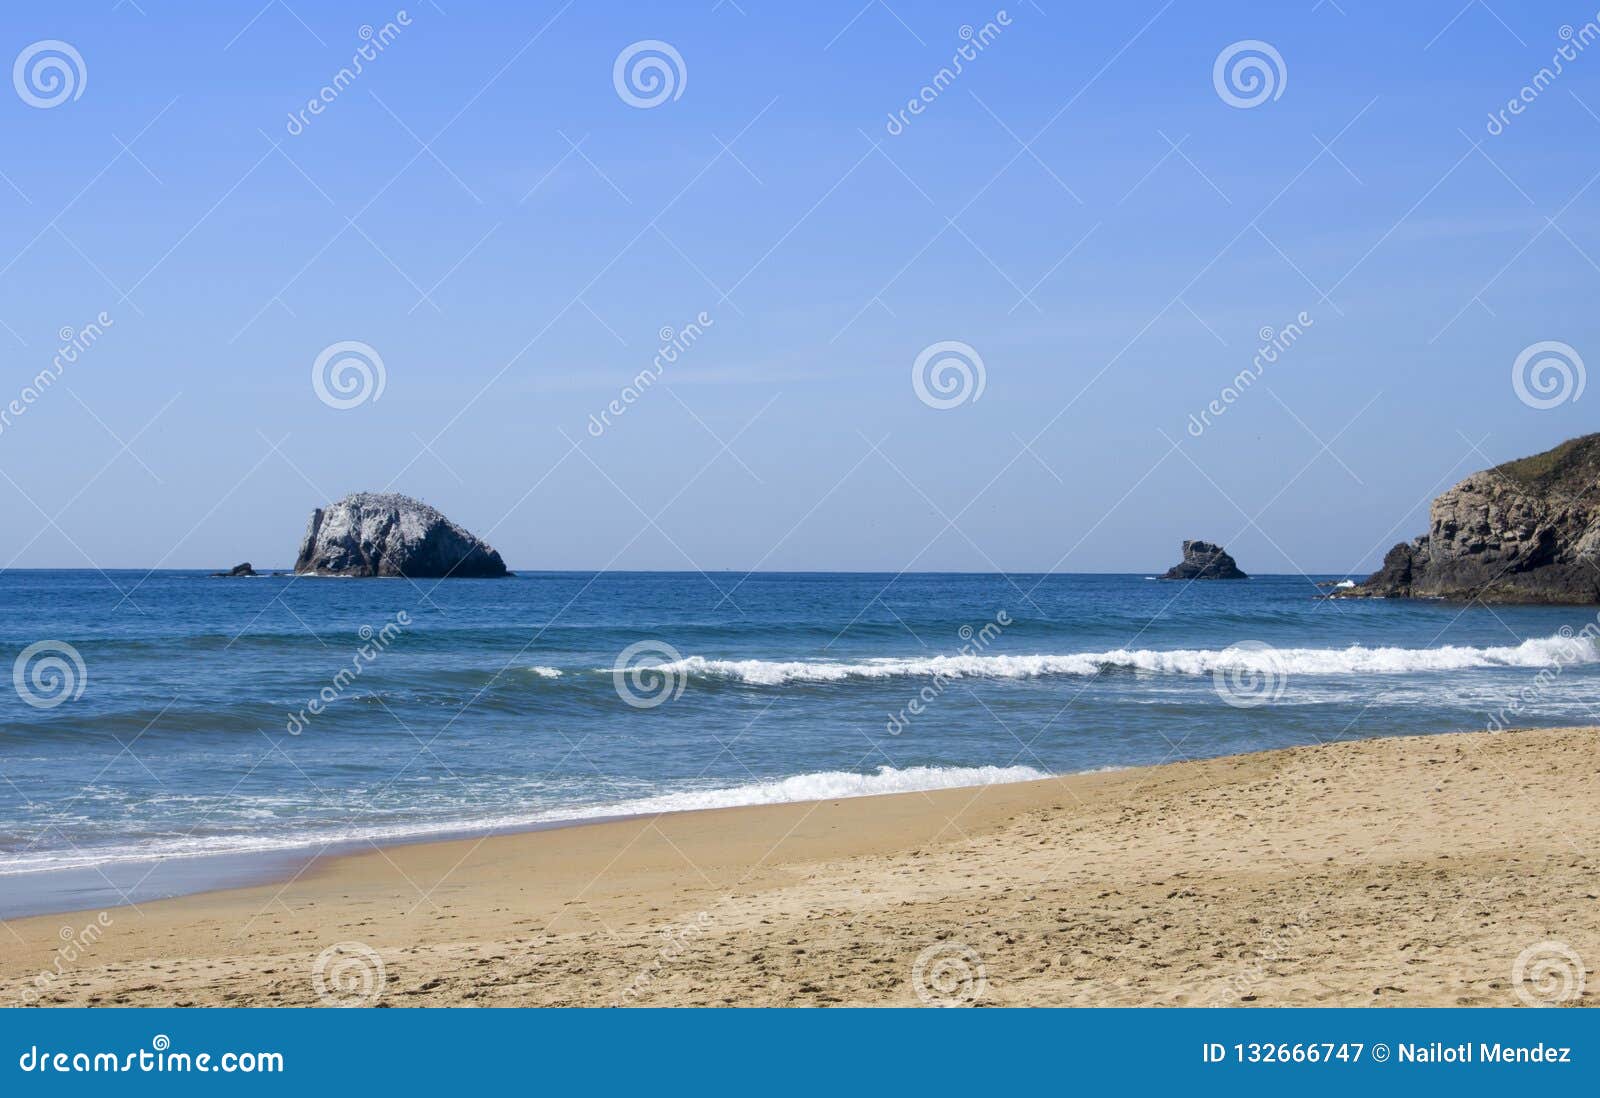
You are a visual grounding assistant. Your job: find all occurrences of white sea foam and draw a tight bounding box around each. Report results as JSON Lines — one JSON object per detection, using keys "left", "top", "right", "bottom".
{"left": 638, "top": 634, "right": 1600, "bottom": 685}
{"left": 527, "top": 666, "right": 563, "bottom": 678}
{"left": 581, "top": 763, "right": 1048, "bottom": 816}
{"left": 0, "top": 764, "right": 1050, "bottom": 876}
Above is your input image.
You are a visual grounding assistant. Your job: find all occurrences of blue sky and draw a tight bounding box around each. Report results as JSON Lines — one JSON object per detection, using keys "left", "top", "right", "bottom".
{"left": 2, "top": 0, "right": 1597, "bottom": 573}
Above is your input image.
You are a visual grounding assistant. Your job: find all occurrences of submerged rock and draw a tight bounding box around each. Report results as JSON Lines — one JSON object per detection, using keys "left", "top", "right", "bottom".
{"left": 293, "top": 492, "right": 510, "bottom": 578}
{"left": 1161, "top": 540, "right": 1247, "bottom": 580}
{"left": 1339, "top": 433, "right": 1600, "bottom": 604}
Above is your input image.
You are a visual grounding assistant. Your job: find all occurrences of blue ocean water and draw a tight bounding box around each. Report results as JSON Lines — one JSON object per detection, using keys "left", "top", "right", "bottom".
{"left": 3, "top": 569, "right": 1599, "bottom": 909}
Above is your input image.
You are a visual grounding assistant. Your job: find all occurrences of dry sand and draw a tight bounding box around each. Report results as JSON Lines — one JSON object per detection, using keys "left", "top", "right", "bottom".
{"left": 2, "top": 725, "right": 1596, "bottom": 1007}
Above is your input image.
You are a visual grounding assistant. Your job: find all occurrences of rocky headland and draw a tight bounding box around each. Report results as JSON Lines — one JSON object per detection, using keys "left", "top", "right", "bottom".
{"left": 1338, "top": 433, "right": 1600, "bottom": 604}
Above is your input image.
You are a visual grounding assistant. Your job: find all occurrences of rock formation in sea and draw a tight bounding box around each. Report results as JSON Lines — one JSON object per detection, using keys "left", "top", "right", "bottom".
{"left": 211, "top": 562, "right": 258, "bottom": 577}
{"left": 1339, "top": 433, "right": 1600, "bottom": 604}
{"left": 293, "top": 492, "right": 510, "bottom": 578}
{"left": 1160, "top": 540, "right": 1247, "bottom": 579}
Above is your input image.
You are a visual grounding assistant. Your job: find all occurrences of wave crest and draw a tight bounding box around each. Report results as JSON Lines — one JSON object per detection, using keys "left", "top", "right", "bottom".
{"left": 635, "top": 634, "right": 1599, "bottom": 686}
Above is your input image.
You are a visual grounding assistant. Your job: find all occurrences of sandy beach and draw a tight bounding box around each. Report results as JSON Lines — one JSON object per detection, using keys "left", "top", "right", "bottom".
{"left": 2, "top": 725, "right": 1595, "bottom": 1008}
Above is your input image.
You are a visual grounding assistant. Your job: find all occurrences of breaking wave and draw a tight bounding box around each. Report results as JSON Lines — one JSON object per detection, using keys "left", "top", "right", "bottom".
{"left": 633, "top": 634, "right": 1599, "bottom": 686}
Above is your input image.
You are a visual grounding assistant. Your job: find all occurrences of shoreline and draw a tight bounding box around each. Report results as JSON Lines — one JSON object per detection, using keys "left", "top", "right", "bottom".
{"left": 0, "top": 765, "right": 1062, "bottom": 920}
{"left": 3, "top": 724, "right": 1596, "bottom": 1007}
{"left": 0, "top": 811, "right": 652, "bottom": 922}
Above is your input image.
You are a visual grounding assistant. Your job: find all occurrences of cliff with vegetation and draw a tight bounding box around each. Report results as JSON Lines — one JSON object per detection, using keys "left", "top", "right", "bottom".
{"left": 1340, "top": 434, "right": 1600, "bottom": 604}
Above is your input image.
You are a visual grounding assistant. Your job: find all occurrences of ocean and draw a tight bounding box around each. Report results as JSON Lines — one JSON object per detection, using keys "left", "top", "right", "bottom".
{"left": 3, "top": 568, "right": 1598, "bottom": 915}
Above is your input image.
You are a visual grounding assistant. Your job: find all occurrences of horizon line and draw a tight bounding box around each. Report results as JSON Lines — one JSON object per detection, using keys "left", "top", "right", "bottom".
{"left": 0, "top": 567, "right": 1365, "bottom": 578}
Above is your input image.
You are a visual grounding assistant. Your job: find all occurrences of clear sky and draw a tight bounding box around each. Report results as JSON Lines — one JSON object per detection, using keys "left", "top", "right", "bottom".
{"left": 2, "top": 1, "right": 1597, "bottom": 574}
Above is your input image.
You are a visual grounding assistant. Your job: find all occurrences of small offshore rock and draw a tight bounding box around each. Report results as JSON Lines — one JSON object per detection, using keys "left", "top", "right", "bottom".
{"left": 1161, "top": 540, "right": 1247, "bottom": 580}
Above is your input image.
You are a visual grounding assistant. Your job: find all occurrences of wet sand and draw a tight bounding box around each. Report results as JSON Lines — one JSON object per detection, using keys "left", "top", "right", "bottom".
{"left": 2, "top": 725, "right": 1595, "bottom": 1007}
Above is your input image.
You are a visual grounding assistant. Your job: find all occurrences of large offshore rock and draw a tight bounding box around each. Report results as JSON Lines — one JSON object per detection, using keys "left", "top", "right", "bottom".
{"left": 293, "top": 492, "right": 510, "bottom": 578}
